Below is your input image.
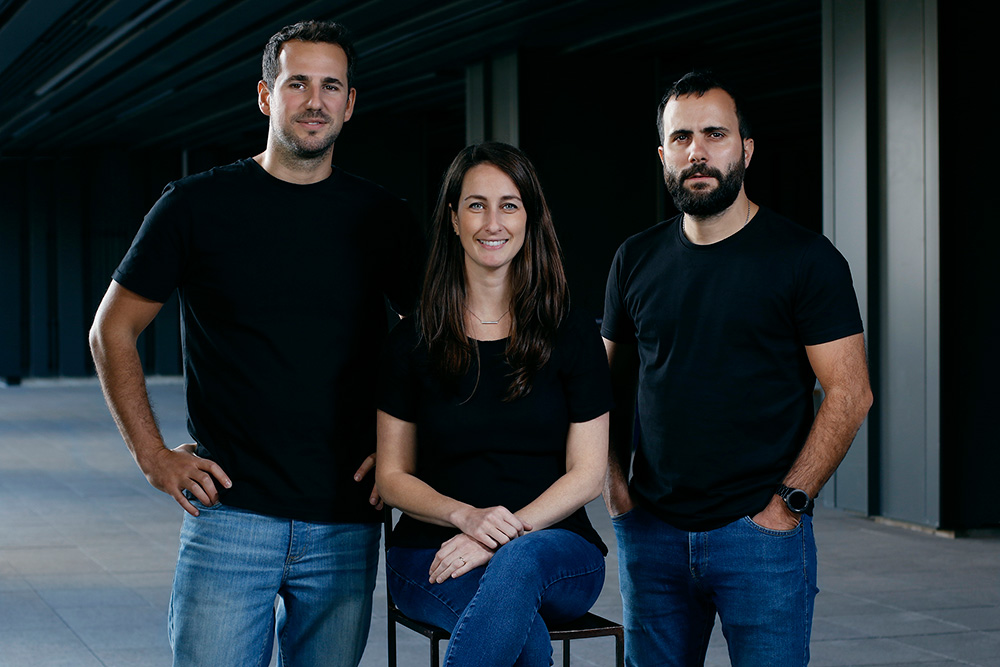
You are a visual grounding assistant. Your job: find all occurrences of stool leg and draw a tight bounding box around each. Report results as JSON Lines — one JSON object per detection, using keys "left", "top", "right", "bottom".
{"left": 388, "top": 619, "right": 397, "bottom": 667}
{"left": 563, "top": 638, "right": 570, "bottom": 667}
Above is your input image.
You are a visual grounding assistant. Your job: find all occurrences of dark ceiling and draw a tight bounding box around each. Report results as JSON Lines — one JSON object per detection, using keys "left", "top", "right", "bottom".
{"left": 0, "top": 0, "right": 820, "bottom": 158}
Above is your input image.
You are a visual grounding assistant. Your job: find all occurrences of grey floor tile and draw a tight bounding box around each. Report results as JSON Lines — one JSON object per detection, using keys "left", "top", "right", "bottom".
{"left": 896, "top": 630, "right": 1000, "bottom": 666}
{"left": 810, "top": 637, "right": 950, "bottom": 665}
{"left": 822, "top": 610, "right": 970, "bottom": 638}
{"left": 0, "top": 627, "right": 104, "bottom": 667}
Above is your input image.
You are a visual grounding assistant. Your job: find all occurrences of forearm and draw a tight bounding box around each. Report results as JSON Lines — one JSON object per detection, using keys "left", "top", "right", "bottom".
{"left": 377, "top": 469, "right": 475, "bottom": 528}
{"left": 783, "top": 384, "right": 873, "bottom": 496}
{"left": 604, "top": 405, "right": 633, "bottom": 499}
{"left": 90, "top": 324, "right": 166, "bottom": 469}
{"left": 517, "top": 466, "right": 603, "bottom": 531}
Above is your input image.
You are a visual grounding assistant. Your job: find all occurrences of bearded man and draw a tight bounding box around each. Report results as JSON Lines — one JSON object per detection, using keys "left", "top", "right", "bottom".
{"left": 601, "top": 71, "right": 872, "bottom": 666}
{"left": 90, "top": 20, "right": 424, "bottom": 667}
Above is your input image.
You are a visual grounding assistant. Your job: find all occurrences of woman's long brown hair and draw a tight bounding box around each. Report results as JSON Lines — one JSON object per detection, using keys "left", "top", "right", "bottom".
{"left": 418, "top": 142, "right": 569, "bottom": 401}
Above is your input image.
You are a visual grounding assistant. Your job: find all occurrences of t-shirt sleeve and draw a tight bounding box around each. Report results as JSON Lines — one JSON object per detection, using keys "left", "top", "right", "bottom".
{"left": 601, "top": 244, "right": 637, "bottom": 344}
{"left": 112, "top": 182, "right": 191, "bottom": 303}
{"left": 560, "top": 314, "right": 615, "bottom": 422}
{"left": 377, "top": 319, "right": 420, "bottom": 422}
{"left": 794, "top": 235, "right": 865, "bottom": 345}
{"left": 376, "top": 197, "right": 425, "bottom": 316}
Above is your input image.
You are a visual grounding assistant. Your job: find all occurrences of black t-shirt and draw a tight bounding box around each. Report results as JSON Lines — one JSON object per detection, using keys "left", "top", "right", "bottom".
{"left": 378, "top": 311, "right": 613, "bottom": 554}
{"left": 113, "top": 158, "right": 424, "bottom": 523}
{"left": 602, "top": 208, "right": 863, "bottom": 531}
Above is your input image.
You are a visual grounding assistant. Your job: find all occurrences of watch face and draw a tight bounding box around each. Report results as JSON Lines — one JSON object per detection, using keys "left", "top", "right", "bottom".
{"left": 787, "top": 489, "right": 810, "bottom": 512}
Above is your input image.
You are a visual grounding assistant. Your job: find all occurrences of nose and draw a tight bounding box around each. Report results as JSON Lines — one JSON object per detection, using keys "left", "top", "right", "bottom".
{"left": 687, "top": 136, "right": 707, "bottom": 163}
{"left": 484, "top": 209, "right": 502, "bottom": 232}
{"left": 306, "top": 87, "right": 322, "bottom": 110}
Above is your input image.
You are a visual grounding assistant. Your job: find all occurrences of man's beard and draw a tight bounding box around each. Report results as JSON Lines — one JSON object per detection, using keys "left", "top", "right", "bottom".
{"left": 275, "top": 112, "right": 340, "bottom": 160}
{"left": 664, "top": 156, "right": 745, "bottom": 217}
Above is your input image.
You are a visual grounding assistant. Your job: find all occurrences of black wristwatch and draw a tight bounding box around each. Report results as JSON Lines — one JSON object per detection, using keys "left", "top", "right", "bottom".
{"left": 776, "top": 484, "right": 814, "bottom": 514}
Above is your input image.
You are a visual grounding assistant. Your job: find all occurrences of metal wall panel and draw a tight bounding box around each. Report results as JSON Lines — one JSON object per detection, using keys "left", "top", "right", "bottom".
{"left": 878, "top": 0, "right": 940, "bottom": 526}
{"left": 822, "top": 0, "right": 871, "bottom": 513}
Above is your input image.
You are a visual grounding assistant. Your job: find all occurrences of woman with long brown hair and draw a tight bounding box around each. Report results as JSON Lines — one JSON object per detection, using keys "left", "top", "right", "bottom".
{"left": 376, "top": 142, "right": 612, "bottom": 665}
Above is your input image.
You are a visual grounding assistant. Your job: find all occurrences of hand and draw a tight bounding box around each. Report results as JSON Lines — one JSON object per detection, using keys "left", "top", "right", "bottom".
{"left": 429, "top": 533, "right": 494, "bottom": 583}
{"left": 353, "top": 453, "right": 382, "bottom": 510}
{"left": 751, "top": 494, "right": 801, "bottom": 531}
{"left": 140, "top": 443, "right": 231, "bottom": 517}
{"left": 452, "top": 506, "right": 532, "bottom": 549}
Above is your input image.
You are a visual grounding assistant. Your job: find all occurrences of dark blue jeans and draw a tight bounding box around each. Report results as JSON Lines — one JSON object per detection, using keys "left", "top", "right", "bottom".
{"left": 387, "top": 529, "right": 605, "bottom": 666}
{"left": 614, "top": 505, "right": 818, "bottom": 667}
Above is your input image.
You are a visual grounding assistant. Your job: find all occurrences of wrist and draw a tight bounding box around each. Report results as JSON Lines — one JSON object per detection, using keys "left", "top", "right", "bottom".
{"left": 775, "top": 484, "right": 814, "bottom": 514}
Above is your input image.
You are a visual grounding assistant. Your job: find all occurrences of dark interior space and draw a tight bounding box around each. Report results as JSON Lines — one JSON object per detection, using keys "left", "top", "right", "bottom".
{"left": 0, "top": 0, "right": 824, "bottom": 380}
{"left": 937, "top": 7, "right": 1000, "bottom": 531}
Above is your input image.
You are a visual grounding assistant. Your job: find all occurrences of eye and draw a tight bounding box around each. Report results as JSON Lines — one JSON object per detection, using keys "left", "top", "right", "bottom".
{"left": 468, "top": 202, "right": 484, "bottom": 210}
{"left": 324, "top": 84, "right": 340, "bottom": 91}
{"left": 501, "top": 202, "right": 519, "bottom": 211}
{"left": 673, "top": 133, "right": 689, "bottom": 143}
{"left": 710, "top": 131, "right": 725, "bottom": 139}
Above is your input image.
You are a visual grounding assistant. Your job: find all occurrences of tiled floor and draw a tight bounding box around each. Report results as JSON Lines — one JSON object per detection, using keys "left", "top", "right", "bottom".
{"left": 1, "top": 378, "right": 998, "bottom": 666}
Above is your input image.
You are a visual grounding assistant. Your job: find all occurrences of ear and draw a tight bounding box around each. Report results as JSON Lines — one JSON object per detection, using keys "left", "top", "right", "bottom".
{"left": 257, "top": 80, "right": 271, "bottom": 117}
{"left": 449, "top": 205, "right": 459, "bottom": 234}
{"left": 344, "top": 87, "right": 357, "bottom": 122}
{"left": 742, "top": 137, "right": 754, "bottom": 168}
{"left": 657, "top": 145, "right": 666, "bottom": 167}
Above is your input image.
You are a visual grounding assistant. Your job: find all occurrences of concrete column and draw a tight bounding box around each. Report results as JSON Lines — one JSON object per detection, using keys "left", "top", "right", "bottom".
{"left": 877, "top": 0, "right": 940, "bottom": 527}
{"left": 822, "top": 0, "right": 871, "bottom": 513}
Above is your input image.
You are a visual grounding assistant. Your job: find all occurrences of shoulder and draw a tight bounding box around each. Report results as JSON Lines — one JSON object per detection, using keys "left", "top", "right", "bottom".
{"left": 614, "top": 216, "right": 680, "bottom": 262}
{"left": 159, "top": 159, "right": 256, "bottom": 199}
{"left": 753, "top": 207, "right": 828, "bottom": 251}
{"left": 558, "top": 308, "right": 603, "bottom": 340}
{"left": 329, "top": 167, "right": 404, "bottom": 204}
{"left": 554, "top": 308, "right": 607, "bottom": 361}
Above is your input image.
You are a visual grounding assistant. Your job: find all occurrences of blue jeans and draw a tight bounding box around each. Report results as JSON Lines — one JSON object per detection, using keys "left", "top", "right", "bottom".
{"left": 387, "top": 529, "right": 605, "bottom": 666}
{"left": 168, "top": 500, "right": 380, "bottom": 667}
{"left": 614, "top": 505, "right": 817, "bottom": 667}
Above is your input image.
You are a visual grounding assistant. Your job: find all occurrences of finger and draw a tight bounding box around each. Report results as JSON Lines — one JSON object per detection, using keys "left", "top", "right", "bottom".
{"left": 369, "top": 483, "right": 382, "bottom": 508}
{"left": 202, "top": 460, "right": 232, "bottom": 489}
{"left": 184, "top": 477, "right": 216, "bottom": 508}
{"left": 353, "top": 453, "right": 376, "bottom": 482}
{"left": 174, "top": 492, "right": 200, "bottom": 517}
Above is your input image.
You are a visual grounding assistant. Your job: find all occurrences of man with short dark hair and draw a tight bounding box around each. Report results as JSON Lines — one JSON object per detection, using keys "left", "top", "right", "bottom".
{"left": 602, "top": 71, "right": 873, "bottom": 665}
{"left": 90, "top": 20, "right": 424, "bottom": 666}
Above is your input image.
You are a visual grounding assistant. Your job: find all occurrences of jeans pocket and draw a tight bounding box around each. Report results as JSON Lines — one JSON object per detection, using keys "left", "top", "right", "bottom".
{"left": 742, "top": 515, "right": 802, "bottom": 536}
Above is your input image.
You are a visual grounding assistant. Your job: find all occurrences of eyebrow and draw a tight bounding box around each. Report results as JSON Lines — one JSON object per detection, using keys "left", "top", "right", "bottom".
{"left": 463, "top": 194, "right": 523, "bottom": 202}
{"left": 286, "top": 74, "right": 344, "bottom": 85}
{"left": 670, "top": 125, "right": 730, "bottom": 138}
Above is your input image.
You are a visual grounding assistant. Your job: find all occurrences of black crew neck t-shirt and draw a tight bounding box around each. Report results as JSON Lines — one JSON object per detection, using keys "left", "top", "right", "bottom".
{"left": 379, "top": 311, "right": 612, "bottom": 554}
{"left": 114, "top": 158, "right": 425, "bottom": 523}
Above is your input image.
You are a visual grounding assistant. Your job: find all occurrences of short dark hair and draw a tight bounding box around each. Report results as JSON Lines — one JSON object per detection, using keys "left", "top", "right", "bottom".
{"left": 261, "top": 20, "right": 356, "bottom": 90}
{"left": 655, "top": 71, "right": 751, "bottom": 144}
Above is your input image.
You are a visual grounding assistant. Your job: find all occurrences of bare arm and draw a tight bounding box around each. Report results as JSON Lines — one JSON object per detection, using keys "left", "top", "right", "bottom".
{"left": 603, "top": 338, "right": 639, "bottom": 517}
{"left": 90, "top": 281, "right": 231, "bottom": 516}
{"left": 753, "top": 332, "right": 873, "bottom": 529}
{"left": 376, "top": 410, "right": 530, "bottom": 544}
{"left": 429, "top": 413, "right": 608, "bottom": 583}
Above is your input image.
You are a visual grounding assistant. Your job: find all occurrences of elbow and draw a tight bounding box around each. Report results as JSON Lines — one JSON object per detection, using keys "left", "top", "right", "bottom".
{"left": 375, "top": 468, "right": 401, "bottom": 508}
{"left": 88, "top": 319, "right": 107, "bottom": 363}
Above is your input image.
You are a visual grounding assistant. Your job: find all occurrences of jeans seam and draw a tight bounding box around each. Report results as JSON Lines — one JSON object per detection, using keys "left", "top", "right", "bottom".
{"left": 386, "top": 560, "right": 465, "bottom": 622}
